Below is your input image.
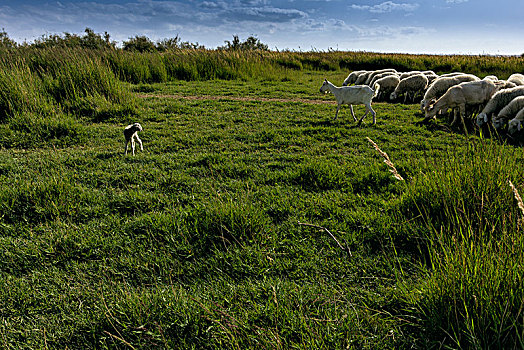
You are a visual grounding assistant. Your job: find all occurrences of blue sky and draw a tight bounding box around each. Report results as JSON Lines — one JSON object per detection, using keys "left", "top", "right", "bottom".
{"left": 1, "top": 0, "right": 523, "bottom": 54}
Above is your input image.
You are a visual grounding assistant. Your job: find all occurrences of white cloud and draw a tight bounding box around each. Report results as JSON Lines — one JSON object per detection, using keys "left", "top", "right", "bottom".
{"left": 446, "top": 0, "right": 468, "bottom": 3}
{"left": 351, "top": 1, "right": 419, "bottom": 13}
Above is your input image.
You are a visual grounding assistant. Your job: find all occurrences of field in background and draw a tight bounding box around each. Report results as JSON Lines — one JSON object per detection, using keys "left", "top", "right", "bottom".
{"left": 0, "top": 47, "right": 523, "bottom": 348}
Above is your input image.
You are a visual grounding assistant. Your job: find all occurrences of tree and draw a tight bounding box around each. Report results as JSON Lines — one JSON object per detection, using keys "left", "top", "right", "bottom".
{"left": 31, "top": 28, "right": 115, "bottom": 50}
{"left": 123, "top": 35, "right": 157, "bottom": 52}
{"left": 220, "top": 35, "right": 269, "bottom": 51}
{"left": 0, "top": 29, "right": 17, "bottom": 49}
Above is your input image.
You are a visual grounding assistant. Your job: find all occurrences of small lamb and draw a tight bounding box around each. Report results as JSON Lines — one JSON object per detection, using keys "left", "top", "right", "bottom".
{"left": 124, "top": 123, "right": 143, "bottom": 156}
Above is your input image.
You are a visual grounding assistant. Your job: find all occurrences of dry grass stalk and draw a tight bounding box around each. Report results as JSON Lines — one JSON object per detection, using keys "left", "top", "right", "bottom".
{"left": 508, "top": 180, "right": 524, "bottom": 218}
{"left": 366, "top": 137, "right": 404, "bottom": 181}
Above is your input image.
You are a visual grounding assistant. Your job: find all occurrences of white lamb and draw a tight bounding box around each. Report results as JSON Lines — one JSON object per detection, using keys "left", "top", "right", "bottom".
{"left": 421, "top": 74, "right": 481, "bottom": 113}
{"left": 319, "top": 79, "right": 379, "bottom": 125}
{"left": 425, "top": 80, "right": 501, "bottom": 125}
{"left": 124, "top": 122, "right": 143, "bottom": 156}
{"left": 476, "top": 86, "right": 524, "bottom": 127}
{"left": 507, "top": 107, "right": 524, "bottom": 135}
{"left": 374, "top": 75, "right": 400, "bottom": 101}
{"left": 342, "top": 70, "right": 366, "bottom": 86}
{"left": 508, "top": 73, "right": 524, "bottom": 86}
{"left": 492, "top": 96, "right": 524, "bottom": 130}
{"left": 390, "top": 74, "right": 428, "bottom": 104}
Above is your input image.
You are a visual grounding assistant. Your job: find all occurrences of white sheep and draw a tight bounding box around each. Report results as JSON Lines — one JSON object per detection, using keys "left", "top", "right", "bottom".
{"left": 492, "top": 96, "right": 524, "bottom": 130}
{"left": 342, "top": 70, "right": 366, "bottom": 86}
{"left": 440, "top": 72, "right": 472, "bottom": 78}
{"left": 124, "top": 122, "right": 143, "bottom": 156}
{"left": 354, "top": 71, "right": 373, "bottom": 85}
{"left": 368, "top": 72, "right": 398, "bottom": 88}
{"left": 398, "top": 71, "right": 421, "bottom": 80}
{"left": 374, "top": 75, "right": 400, "bottom": 101}
{"left": 476, "top": 86, "right": 524, "bottom": 127}
{"left": 390, "top": 74, "right": 428, "bottom": 104}
{"left": 364, "top": 69, "right": 397, "bottom": 85}
{"left": 508, "top": 73, "right": 524, "bottom": 86}
{"left": 499, "top": 80, "right": 517, "bottom": 89}
{"left": 507, "top": 107, "right": 524, "bottom": 135}
{"left": 319, "top": 79, "right": 379, "bottom": 125}
{"left": 483, "top": 75, "right": 499, "bottom": 81}
{"left": 421, "top": 74, "right": 480, "bottom": 113}
{"left": 425, "top": 80, "right": 501, "bottom": 125}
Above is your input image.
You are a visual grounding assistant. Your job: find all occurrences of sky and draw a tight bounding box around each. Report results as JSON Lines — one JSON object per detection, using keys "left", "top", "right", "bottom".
{"left": 1, "top": 0, "right": 523, "bottom": 55}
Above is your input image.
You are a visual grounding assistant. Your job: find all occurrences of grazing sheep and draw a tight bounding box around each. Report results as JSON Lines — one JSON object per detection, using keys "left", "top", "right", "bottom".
{"left": 390, "top": 74, "right": 428, "bottom": 104}
{"left": 507, "top": 107, "right": 524, "bottom": 135}
{"left": 425, "top": 80, "right": 501, "bottom": 125}
{"left": 498, "top": 80, "right": 517, "bottom": 89}
{"left": 483, "top": 75, "right": 499, "bottom": 81}
{"left": 374, "top": 75, "right": 400, "bottom": 101}
{"left": 476, "top": 86, "right": 524, "bottom": 127}
{"left": 398, "top": 71, "right": 421, "bottom": 80}
{"left": 508, "top": 73, "right": 524, "bottom": 86}
{"left": 364, "top": 69, "right": 397, "bottom": 85}
{"left": 355, "top": 71, "right": 373, "bottom": 85}
{"left": 440, "top": 72, "right": 472, "bottom": 78}
{"left": 421, "top": 74, "right": 481, "bottom": 113}
{"left": 492, "top": 96, "right": 524, "bottom": 130}
{"left": 124, "top": 122, "right": 143, "bottom": 156}
{"left": 368, "top": 72, "right": 398, "bottom": 88}
{"left": 342, "top": 70, "right": 366, "bottom": 86}
{"left": 319, "top": 79, "right": 379, "bottom": 125}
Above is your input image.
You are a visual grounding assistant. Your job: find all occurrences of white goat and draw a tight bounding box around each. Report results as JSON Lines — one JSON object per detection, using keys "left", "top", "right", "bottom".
{"left": 476, "top": 86, "right": 524, "bottom": 127}
{"left": 425, "top": 80, "right": 501, "bottom": 125}
{"left": 492, "top": 96, "right": 524, "bottom": 130}
{"left": 319, "top": 79, "right": 379, "bottom": 125}
{"left": 124, "top": 123, "right": 143, "bottom": 156}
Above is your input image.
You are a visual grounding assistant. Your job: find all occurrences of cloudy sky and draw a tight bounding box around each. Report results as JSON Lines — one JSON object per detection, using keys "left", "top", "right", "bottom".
{"left": 1, "top": 0, "right": 523, "bottom": 54}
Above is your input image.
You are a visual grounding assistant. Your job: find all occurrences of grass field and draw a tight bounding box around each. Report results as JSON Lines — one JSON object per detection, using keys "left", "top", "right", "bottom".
{"left": 0, "top": 55, "right": 523, "bottom": 349}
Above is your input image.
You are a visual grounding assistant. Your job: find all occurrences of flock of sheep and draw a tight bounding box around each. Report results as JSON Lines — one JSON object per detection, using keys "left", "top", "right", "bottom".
{"left": 322, "top": 68, "right": 524, "bottom": 139}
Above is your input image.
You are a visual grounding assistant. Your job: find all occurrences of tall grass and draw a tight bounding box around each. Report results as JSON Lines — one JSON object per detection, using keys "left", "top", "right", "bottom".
{"left": 397, "top": 140, "right": 524, "bottom": 348}
{"left": 0, "top": 48, "right": 136, "bottom": 147}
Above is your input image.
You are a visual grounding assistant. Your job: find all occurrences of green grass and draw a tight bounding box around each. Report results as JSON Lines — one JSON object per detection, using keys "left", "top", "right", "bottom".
{"left": 0, "top": 51, "right": 523, "bottom": 348}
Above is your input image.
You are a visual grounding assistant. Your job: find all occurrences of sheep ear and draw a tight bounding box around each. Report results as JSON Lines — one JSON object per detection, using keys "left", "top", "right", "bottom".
{"left": 483, "top": 114, "right": 488, "bottom": 122}
{"left": 518, "top": 121, "right": 522, "bottom": 131}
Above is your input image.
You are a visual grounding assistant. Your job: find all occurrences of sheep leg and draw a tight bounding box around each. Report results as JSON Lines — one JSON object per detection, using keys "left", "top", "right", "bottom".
{"left": 135, "top": 135, "right": 143, "bottom": 151}
{"left": 451, "top": 105, "right": 465, "bottom": 126}
{"left": 124, "top": 140, "right": 129, "bottom": 155}
{"left": 349, "top": 105, "right": 357, "bottom": 121}
{"left": 131, "top": 138, "right": 136, "bottom": 156}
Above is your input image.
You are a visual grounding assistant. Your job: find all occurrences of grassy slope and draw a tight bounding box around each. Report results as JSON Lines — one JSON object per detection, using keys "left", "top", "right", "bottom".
{"left": 0, "top": 70, "right": 522, "bottom": 348}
